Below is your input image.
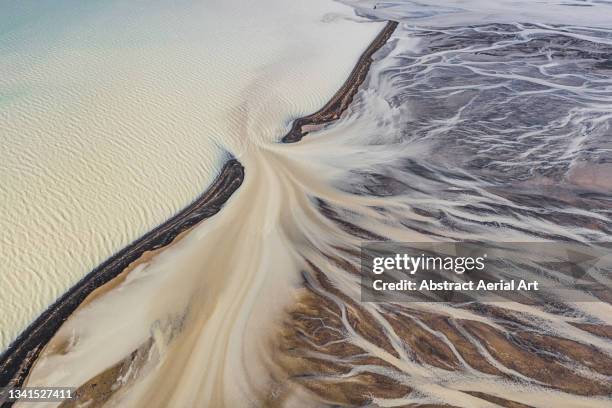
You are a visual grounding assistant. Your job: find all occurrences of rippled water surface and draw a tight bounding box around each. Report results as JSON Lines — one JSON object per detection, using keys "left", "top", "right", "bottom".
{"left": 4, "top": 0, "right": 612, "bottom": 407}
{"left": 0, "top": 0, "right": 383, "bottom": 350}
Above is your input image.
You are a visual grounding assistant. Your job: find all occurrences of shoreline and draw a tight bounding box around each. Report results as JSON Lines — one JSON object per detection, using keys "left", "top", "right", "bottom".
{"left": 0, "top": 19, "right": 399, "bottom": 400}
{"left": 0, "top": 159, "right": 244, "bottom": 394}
{"left": 282, "top": 20, "right": 398, "bottom": 143}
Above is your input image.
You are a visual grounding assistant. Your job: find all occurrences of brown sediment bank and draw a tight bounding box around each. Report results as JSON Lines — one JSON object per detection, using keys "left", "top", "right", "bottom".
{"left": 282, "top": 20, "right": 398, "bottom": 143}
{"left": 0, "top": 19, "right": 399, "bottom": 403}
{"left": 0, "top": 159, "right": 244, "bottom": 399}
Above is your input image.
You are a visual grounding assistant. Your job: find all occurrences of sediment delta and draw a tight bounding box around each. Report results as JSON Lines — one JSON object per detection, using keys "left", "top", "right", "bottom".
{"left": 0, "top": 160, "right": 244, "bottom": 393}
{"left": 1, "top": 11, "right": 396, "bottom": 407}
{"left": 0, "top": 0, "right": 386, "bottom": 351}
{"left": 2, "top": 0, "right": 612, "bottom": 407}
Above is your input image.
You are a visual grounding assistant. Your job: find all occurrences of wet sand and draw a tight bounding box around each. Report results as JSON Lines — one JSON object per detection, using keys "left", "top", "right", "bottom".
{"left": 0, "top": 160, "right": 243, "bottom": 395}
{"left": 0, "top": 21, "right": 398, "bottom": 402}
{"left": 4, "top": 9, "right": 611, "bottom": 407}
{"left": 282, "top": 21, "right": 398, "bottom": 143}
{"left": 0, "top": 0, "right": 386, "bottom": 354}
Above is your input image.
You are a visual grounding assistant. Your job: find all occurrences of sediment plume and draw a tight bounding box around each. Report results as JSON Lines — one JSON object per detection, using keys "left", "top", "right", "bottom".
{"left": 282, "top": 21, "right": 398, "bottom": 143}
{"left": 3, "top": 1, "right": 612, "bottom": 407}
{"left": 0, "top": 160, "right": 244, "bottom": 394}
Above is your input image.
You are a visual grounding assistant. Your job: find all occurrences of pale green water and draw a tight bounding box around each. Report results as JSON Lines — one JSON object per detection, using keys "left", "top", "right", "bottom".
{"left": 0, "top": 0, "right": 383, "bottom": 351}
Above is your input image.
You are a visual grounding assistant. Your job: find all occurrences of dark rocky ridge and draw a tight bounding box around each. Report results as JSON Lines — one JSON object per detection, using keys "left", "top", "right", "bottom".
{"left": 0, "top": 159, "right": 244, "bottom": 405}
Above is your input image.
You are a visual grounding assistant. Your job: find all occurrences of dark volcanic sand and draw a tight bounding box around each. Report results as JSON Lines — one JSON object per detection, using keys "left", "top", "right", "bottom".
{"left": 0, "top": 159, "right": 244, "bottom": 400}
{"left": 0, "top": 20, "right": 400, "bottom": 405}
{"left": 282, "top": 21, "right": 398, "bottom": 143}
